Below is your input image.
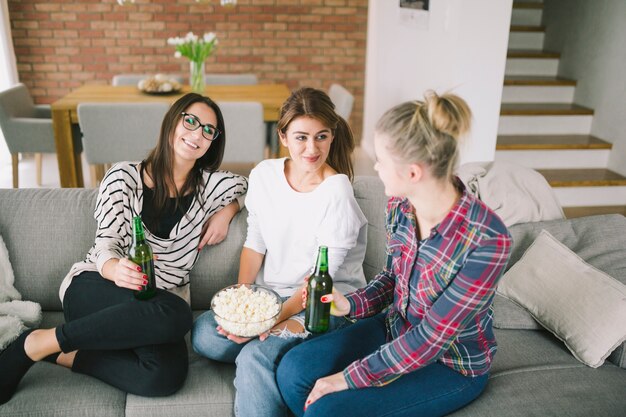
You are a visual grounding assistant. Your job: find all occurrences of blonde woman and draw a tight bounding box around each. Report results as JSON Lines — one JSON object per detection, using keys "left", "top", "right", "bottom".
{"left": 277, "top": 92, "right": 512, "bottom": 417}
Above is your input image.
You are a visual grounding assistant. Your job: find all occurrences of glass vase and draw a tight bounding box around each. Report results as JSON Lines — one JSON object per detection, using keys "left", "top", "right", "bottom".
{"left": 189, "top": 60, "right": 205, "bottom": 94}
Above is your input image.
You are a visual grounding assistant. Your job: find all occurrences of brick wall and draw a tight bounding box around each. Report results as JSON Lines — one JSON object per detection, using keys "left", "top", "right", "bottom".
{"left": 8, "top": 0, "right": 368, "bottom": 139}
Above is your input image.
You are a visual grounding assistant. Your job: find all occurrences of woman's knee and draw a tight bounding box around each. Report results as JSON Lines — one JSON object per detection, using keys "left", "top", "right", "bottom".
{"left": 154, "top": 292, "right": 193, "bottom": 339}
{"left": 191, "top": 311, "right": 230, "bottom": 360}
{"left": 133, "top": 350, "right": 189, "bottom": 397}
{"left": 276, "top": 343, "right": 311, "bottom": 397}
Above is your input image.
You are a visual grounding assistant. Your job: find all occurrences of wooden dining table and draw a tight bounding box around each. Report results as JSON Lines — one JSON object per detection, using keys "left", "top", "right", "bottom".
{"left": 51, "top": 83, "right": 291, "bottom": 187}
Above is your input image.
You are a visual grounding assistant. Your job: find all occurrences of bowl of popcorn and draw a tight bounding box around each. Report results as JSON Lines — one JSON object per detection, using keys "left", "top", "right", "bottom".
{"left": 211, "top": 284, "right": 282, "bottom": 338}
{"left": 137, "top": 74, "right": 182, "bottom": 95}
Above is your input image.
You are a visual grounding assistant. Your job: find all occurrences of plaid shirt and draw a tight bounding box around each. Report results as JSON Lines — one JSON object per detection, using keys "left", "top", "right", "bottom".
{"left": 344, "top": 180, "right": 511, "bottom": 389}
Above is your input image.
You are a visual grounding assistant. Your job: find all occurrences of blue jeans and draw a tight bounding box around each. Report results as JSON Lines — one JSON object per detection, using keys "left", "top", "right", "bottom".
{"left": 192, "top": 309, "right": 350, "bottom": 417}
{"left": 277, "top": 313, "right": 489, "bottom": 417}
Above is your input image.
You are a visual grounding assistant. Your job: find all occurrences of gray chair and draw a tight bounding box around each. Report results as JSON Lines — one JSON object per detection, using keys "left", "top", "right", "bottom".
{"left": 217, "top": 101, "right": 265, "bottom": 176}
{"left": 0, "top": 84, "right": 56, "bottom": 187}
{"left": 77, "top": 102, "right": 169, "bottom": 187}
{"left": 205, "top": 73, "right": 258, "bottom": 85}
{"left": 112, "top": 74, "right": 185, "bottom": 86}
{"left": 328, "top": 83, "right": 354, "bottom": 121}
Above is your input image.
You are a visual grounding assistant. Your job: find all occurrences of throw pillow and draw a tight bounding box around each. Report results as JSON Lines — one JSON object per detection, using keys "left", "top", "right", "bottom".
{"left": 497, "top": 229, "right": 626, "bottom": 368}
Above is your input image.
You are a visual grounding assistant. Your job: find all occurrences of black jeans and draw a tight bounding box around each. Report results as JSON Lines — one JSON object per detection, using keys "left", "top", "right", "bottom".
{"left": 58, "top": 271, "right": 193, "bottom": 397}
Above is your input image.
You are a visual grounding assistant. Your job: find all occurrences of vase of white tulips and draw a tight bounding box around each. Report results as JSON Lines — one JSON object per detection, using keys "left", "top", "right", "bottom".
{"left": 167, "top": 32, "right": 218, "bottom": 94}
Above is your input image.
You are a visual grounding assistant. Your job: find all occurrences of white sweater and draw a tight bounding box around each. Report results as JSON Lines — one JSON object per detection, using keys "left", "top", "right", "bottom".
{"left": 59, "top": 162, "right": 247, "bottom": 304}
{"left": 244, "top": 158, "right": 367, "bottom": 297}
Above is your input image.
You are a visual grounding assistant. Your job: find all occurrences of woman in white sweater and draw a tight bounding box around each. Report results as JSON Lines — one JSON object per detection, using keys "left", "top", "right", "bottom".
{"left": 0, "top": 93, "right": 247, "bottom": 405}
{"left": 192, "top": 87, "right": 368, "bottom": 417}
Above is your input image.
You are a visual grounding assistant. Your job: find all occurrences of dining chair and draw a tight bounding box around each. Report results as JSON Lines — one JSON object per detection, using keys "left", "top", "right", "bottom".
{"left": 205, "top": 74, "right": 258, "bottom": 85}
{"left": 112, "top": 74, "right": 185, "bottom": 86}
{"left": 77, "top": 102, "right": 169, "bottom": 187}
{"left": 328, "top": 83, "right": 354, "bottom": 121}
{"left": 217, "top": 101, "right": 265, "bottom": 176}
{"left": 0, "top": 84, "right": 58, "bottom": 187}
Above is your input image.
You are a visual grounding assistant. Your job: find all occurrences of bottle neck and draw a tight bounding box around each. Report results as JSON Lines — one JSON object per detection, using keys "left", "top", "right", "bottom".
{"left": 314, "top": 247, "right": 329, "bottom": 274}
{"left": 132, "top": 216, "right": 146, "bottom": 244}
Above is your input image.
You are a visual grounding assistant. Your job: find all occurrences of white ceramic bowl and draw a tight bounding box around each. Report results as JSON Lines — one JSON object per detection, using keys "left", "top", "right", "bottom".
{"left": 211, "top": 284, "right": 282, "bottom": 338}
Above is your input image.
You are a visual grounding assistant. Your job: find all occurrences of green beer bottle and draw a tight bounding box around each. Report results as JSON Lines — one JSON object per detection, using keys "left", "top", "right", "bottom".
{"left": 128, "top": 216, "right": 156, "bottom": 300}
{"left": 305, "top": 246, "right": 333, "bottom": 333}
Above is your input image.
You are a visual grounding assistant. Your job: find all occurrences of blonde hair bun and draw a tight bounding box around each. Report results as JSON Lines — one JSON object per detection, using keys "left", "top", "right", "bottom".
{"left": 376, "top": 90, "right": 472, "bottom": 180}
{"left": 425, "top": 91, "right": 472, "bottom": 139}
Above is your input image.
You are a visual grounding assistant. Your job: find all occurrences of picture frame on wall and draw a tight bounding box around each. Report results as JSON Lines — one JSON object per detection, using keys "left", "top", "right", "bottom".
{"left": 400, "top": 0, "right": 429, "bottom": 10}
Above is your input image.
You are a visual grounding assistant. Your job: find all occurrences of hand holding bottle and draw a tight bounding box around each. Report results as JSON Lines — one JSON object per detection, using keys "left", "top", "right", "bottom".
{"left": 103, "top": 257, "right": 149, "bottom": 291}
{"left": 301, "top": 278, "right": 351, "bottom": 317}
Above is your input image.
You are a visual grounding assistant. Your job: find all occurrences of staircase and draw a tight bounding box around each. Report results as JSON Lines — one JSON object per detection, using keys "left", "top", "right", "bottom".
{"left": 497, "top": 0, "right": 626, "bottom": 218}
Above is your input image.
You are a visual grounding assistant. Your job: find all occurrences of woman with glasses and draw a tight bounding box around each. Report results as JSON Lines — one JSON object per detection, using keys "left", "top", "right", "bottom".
{"left": 192, "top": 87, "right": 368, "bottom": 417}
{"left": 0, "top": 93, "right": 247, "bottom": 404}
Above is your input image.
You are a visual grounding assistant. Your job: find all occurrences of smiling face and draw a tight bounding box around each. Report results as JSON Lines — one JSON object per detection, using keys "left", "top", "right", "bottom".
{"left": 171, "top": 101, "right": 217, "bottom": 165}
{"left": 279, "top": 116, "right": 334, "bottom": 175}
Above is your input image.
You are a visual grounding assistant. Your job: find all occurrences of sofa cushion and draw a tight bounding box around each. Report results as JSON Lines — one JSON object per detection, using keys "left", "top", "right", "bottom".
{"left": 0, "top": 362, "right": 126, "bottom": 417}
{"left": 0, "top": 189, "right": 98, "bottom": 311}
{"left": 126, "top": 354, "right": 236, "bottom": 417}
{"left": 451, "top": 364, "right": 626, "bottom": 417}
{"left": 352, "top": 176, "right": 388, "bottom": 283}
{"left": 498, "top": 230, "right": 626, "bottom": 368}
{"left": 493, "top": 214, "right": 626, "bottom": 369}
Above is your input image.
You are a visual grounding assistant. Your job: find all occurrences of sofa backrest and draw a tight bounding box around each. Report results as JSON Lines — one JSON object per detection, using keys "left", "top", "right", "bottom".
{"left": 0, "top": 176, "right": 388, "bottom": 311}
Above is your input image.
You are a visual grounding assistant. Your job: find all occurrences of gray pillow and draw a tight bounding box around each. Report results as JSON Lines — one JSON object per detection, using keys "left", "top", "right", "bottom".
{"left": 497, "top": 230, "right": 626, "bottom": 368}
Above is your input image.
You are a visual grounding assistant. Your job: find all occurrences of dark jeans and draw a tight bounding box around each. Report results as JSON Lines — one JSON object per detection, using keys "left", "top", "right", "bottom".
{"left": 58, "top": 271, "right": 193, "bottom": 396}
{"left": 277, "top": 313, "right": 489, "bottom": 417}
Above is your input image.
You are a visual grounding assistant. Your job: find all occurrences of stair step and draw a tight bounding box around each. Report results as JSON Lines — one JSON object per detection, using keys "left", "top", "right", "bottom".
{"left": 511, "top": 6, "right": 542, "bottom": 26}
{"left": 508, "top": 49, "right": 560, "bottom": 58}
{"left": 498, "top": 113, "right": 592, "bottom": 135}
{"left": 500, "top": 103, "right": 594, "bottom": 116}
{"left": 505, "top": 59, "right": 558, "bottom": 76}
{"left": 510, "top": 25, "right": 545, "bottom": 32}
{"left": 504, "top": 76, "right": 576, "bottom": 86}
{"left": 508, "top": 30, "right": 544, "bottom": 50}
{"left": 563, "top": 206, "right": 626, "bottom": 219}
{"left": 537, "top": 169, "right": 626, "bottom": 187}
{"left": 513, "top": 2, "right": 544, "bottom": 9}
{"left": 497, "top": 135, "right": 612, "bottom": 150}
{"left": 502, "top": 85, "right": 575, "bottom": 103}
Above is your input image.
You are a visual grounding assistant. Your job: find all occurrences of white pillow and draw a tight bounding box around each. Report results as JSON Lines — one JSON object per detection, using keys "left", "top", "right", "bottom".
{"left": 0, "top": 234, "right": 21, "bottom": 303}
{"left": 497, "top": 229, "right": 626, "bottom": 368}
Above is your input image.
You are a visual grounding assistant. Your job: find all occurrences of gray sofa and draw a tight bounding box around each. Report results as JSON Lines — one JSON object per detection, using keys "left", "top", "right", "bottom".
{"left": 0, "top": 176, "right": 625, "bottom": 417}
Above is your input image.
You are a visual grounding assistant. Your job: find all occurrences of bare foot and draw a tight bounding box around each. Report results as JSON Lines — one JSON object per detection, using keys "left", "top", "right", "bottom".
{"left": 56, "top": 351, "right": 77, "bottom": 369}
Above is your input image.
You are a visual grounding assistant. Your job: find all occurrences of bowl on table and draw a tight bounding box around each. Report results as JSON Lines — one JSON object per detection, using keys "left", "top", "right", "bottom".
{"left": 137, "top": 74, "right": 182, "bottom": 95}
{"left": 211, "top": 284, "right": 282, "bottom": 338}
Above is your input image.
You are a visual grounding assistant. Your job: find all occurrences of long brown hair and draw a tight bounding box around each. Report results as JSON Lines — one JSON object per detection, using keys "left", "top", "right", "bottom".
{"left": 277, "top": 87, "right": 355, "bottom": 181}
{"left": 376, "top": 91, "right": 471, "bottom": 181}
{"left": 143, "top": 93, "right": 226, "bottom": 225}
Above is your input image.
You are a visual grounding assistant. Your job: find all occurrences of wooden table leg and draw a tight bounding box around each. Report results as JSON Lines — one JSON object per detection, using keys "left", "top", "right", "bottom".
{"left": 52, "top": 109, "right": 84, "bottom": 187}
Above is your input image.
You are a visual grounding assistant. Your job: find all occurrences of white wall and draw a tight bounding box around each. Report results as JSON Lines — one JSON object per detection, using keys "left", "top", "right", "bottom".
{"left": 362, "top": 0, "right": 512, "bottom": 164}
{"left": 543, "top": 0, "right": 626, "bottom": 176}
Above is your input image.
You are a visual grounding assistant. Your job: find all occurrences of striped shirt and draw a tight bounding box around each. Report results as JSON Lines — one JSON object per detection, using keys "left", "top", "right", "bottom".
{"left": 59, "top": 162, "right": 247, "bottom": 303}
{"left": 344, "top": 180, "right": 511, "bottom": 388}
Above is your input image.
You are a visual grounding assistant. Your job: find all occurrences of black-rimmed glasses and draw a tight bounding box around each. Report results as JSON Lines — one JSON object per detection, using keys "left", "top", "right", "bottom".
{"left": 180, "top": 112, "right": 221, "bottom": 141}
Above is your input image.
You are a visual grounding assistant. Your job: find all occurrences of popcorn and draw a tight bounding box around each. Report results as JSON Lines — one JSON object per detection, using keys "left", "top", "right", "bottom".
{"left": 212, "top": 285, "right": 281, "bottom": 337}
